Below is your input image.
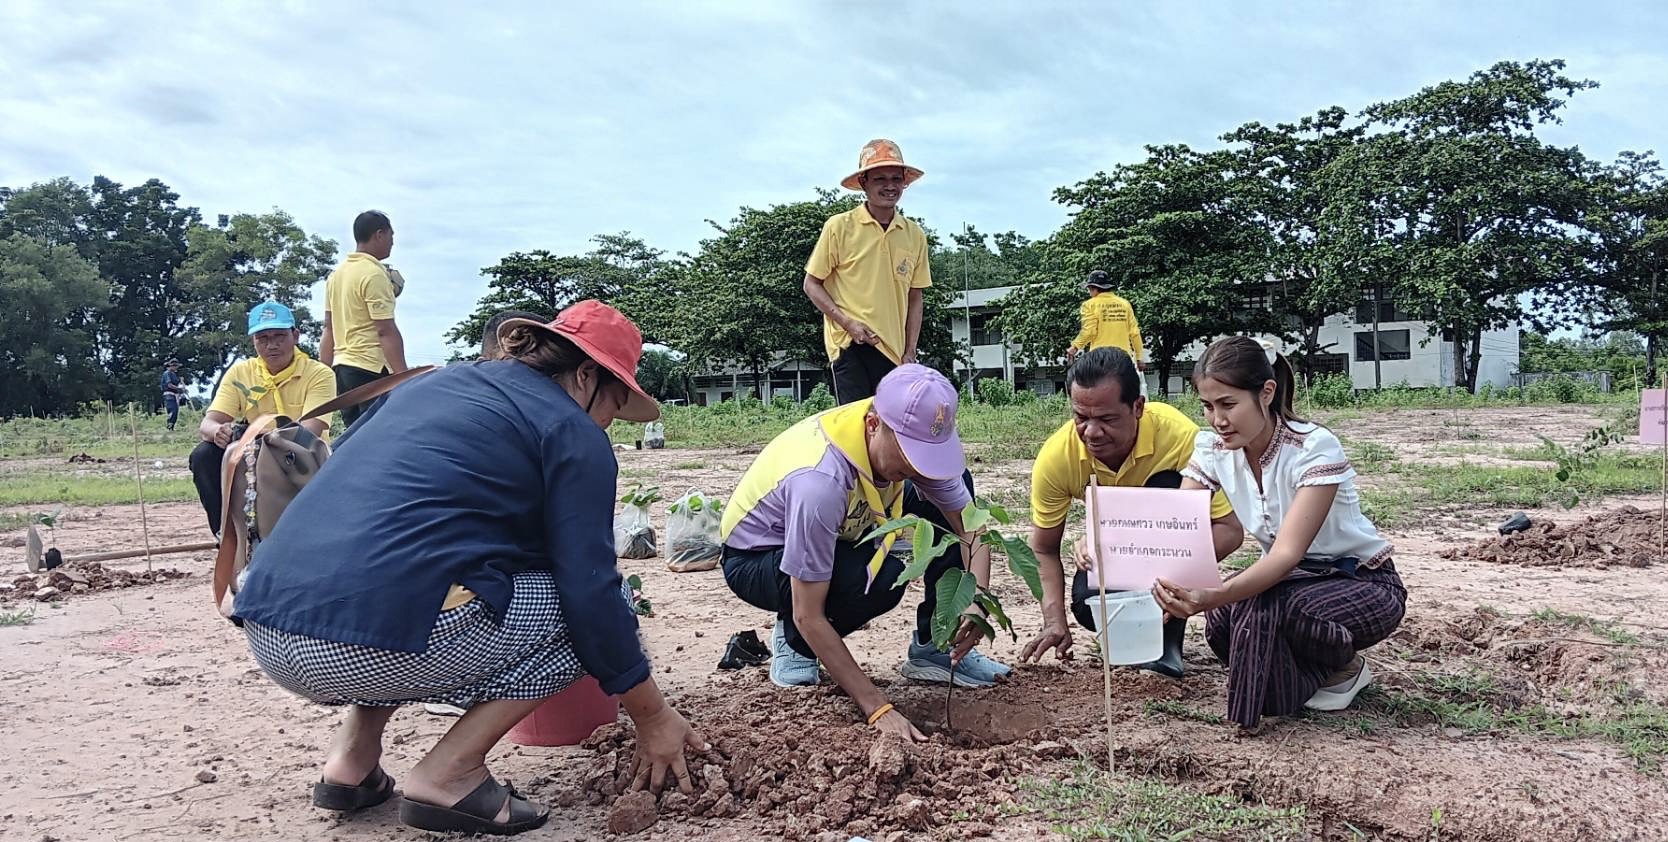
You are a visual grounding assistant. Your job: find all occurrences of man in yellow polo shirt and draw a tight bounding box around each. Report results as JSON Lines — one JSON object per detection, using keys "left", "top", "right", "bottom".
{"left": 1019, "top": 347, "right": 1244, "bottom": 677}
{"left": 803, "top": 139, "right": 932, "bottom": 404}
{"left": 189, "top": 301, "right": 335, "bottom": 537}
{"left": 321, "top": 210, "right": 407, "bottom": 426}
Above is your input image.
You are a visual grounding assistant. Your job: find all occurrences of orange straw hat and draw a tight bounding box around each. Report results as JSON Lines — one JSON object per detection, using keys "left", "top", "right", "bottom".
{"left": 840, "top": 138, "right": 925, "bottom": 191}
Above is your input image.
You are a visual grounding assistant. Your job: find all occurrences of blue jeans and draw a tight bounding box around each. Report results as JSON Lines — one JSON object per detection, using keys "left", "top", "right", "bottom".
{"left": 164, "top": 394, "right": 180, "bottom": 429}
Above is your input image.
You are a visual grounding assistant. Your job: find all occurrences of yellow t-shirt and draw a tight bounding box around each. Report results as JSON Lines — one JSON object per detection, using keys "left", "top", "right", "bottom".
{"left": 208, "top": 351, "right": 337, "bottom": 439}
{"left": 805, "top": 204, "right": 931, "bottom": 364}
{"left": 1070, "top": 291, "right": 1143, "bottom": 360}
{"left": 324, "top": 252, "right": 397, "bottom": 373}
{"left": 1029, "top": 401, "right": 1232, "bottom": 529}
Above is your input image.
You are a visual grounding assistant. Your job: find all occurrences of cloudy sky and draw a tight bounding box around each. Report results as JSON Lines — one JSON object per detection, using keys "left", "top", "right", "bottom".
{"left": 4, "top": 1, "right": 1664, "bottom": 364}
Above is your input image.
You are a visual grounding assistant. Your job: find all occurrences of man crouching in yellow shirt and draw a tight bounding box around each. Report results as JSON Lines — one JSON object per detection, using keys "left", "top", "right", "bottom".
{"left": 189, "top": 300, "right": 335, "bottom": 538}
{"left": 1020, "top": 348, "right": 1244, "bottom": 677}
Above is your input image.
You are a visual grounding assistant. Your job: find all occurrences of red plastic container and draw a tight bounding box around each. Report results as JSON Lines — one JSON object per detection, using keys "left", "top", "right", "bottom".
{"left": 506, "top": 676, "right": 620, "bottom": 746}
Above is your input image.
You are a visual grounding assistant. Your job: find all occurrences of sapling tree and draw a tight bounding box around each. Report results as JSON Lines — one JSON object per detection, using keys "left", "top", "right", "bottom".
{"left": 860, "top": 497, "right": 1045, "bottom": 729}
{"left": 1538, "top": 426, "right": 1624, "bottom": 508}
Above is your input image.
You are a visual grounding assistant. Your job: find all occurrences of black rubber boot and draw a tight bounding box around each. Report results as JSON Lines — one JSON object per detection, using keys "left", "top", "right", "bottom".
{"left": 1139, "top": 618, "right": 1186, "bottom": 679}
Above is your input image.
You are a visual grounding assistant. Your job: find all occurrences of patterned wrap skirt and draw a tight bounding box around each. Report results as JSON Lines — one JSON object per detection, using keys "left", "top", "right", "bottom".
{"left": 243, "top": 571, "right": 586, "bottom": 708}
{"left": 1204, "top": 561, "right": 1406, "bottom": 728}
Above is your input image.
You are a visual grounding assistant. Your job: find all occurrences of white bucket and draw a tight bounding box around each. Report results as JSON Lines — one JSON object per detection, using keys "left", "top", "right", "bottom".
{"left": 1088, "top": 590, "right": 1164, "bottom": 665}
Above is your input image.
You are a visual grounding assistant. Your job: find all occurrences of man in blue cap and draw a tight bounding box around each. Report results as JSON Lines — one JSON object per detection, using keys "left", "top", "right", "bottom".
{"left": 188, "top": 301, "right": 336, "bottom": 537}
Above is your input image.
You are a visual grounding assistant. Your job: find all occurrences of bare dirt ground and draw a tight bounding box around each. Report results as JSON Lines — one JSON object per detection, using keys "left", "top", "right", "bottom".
{"left": 3, "top": 405, "right": 1667, "bottom": 841}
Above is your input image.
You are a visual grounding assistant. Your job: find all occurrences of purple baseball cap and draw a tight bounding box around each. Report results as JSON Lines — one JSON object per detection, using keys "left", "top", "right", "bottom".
{"left": 873, "top": 364, "right": 965, "bottom": 481}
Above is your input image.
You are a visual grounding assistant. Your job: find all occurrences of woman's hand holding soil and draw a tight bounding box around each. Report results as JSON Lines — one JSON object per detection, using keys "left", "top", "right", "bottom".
{"left": 625, "top": 699, "right": 707, "bottom": 794}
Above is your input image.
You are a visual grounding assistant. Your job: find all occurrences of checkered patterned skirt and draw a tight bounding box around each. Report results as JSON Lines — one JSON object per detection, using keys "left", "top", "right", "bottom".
{"left": 243, "top": 571, "right": 585, "bottom": 708}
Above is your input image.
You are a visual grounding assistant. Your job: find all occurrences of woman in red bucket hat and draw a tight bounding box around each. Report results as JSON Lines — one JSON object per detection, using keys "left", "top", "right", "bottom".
{"left": 231, "top": 300, "right": 706, "bottom": 835}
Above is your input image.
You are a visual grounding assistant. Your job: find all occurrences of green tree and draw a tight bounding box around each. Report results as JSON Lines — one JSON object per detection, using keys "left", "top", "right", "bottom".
{"left": 1585, "top": 151, "right": 1668, "bottom": 384}
{"left": 0, "top": 233, "right": 105, "bottom": 416}
{"left": 1223, "top": 107, "right": 1370, "bottom": 381}
{"left": 1012, "top": 145, "right": 1267, "bottom": 395}
{"left": 1351, "top": 59, "right": 1598, "bottom": 392}
{"left": 174, "top": 211, "right": 338, "bottom": 390}
{"left": 447, "top": 233, "right": 668, "bottom": 354}
{"left": 635, "top": 347, "right": 691, "bottom": 402}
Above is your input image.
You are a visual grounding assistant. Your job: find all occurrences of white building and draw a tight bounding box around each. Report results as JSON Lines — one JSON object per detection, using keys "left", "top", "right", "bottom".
{"left": 947, "top": 284, "right": 1521, "bottom": 395}
{"left": 687, "top": 283, "right": 1522, "bottom": 404}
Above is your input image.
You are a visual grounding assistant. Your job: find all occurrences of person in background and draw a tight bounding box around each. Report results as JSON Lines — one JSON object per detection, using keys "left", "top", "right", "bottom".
{"left": 803, "top": 139, "right": 932, "bottom": 403}
{"left": 719, "top": 364, "right": 1011, "bottom": 743}
{"left": 1067, "top": 269, "right": 1145, "bottom": 393}
{"left": 161, "top": 358, "right": 185, "bottom": 431}
{"left": 1165, "top": 336, "right": 1406, "bottom": 729}
{"left": 1020, "top": 347, "right": 1242, "bottom": 676}
{"left": 190, "top": 301, "right": 335, "bottom": 537}
{"left": 233, "top": 301, "right": 704, "bottom": 835}
{"left": 321, "top": 210, "right": 407, "bottom": 427}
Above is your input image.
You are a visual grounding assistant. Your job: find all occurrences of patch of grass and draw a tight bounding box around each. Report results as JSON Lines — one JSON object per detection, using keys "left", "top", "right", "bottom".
{"left": 1350, "top": 441, "right": 1398, "bottom": 472}
{"left": 1530, "top": 608, "right": 1642, "bottom": 646}
{"left": 0, "top": 512, "right": 38, "bottom": 532}
{"left": 1373, "top": 454, "right": 1660, "bottom": 512}
{"left": 1359, "top": 488, "right": 1420, "bottom": 529}
{"left": 1023, "top": 765, "right": 1307, "bottom": 841}
{"left": 0, "top": 473, "right": 197, "bottom": 507}
{"left": 1143, "top": 699, "right": 1227, "bottom": 725}
{"left": 670, "top": 461, "right": 707, "bottom": 471}
{"left": 0, "top": 607, "right": 37, "bottom": 626}
{"left": 1220, "top": 546, "right": 1259, "bottom": 572}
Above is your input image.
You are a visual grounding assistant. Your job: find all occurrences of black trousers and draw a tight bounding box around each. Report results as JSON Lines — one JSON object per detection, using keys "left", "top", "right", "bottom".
{"left": 332, "top": 364, "right": 388, "bottom": 428}
{"left": 189, "top": 439, "right": 228, "bottom": 536}
{"left": 1070, "top": 469, "right": 1184, "bottom": 631}
{"left": 831, "top": 343, "right": 897, "bottom": 405}
{"left": 164, "top": 394, "right": 180, "bottom": 429}
{"left": 723, "top": 471, "right": 974, "bottom": 658}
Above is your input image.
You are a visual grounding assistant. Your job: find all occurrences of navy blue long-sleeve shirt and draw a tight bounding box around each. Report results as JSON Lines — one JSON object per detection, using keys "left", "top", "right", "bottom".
{"left": 232, "top": 360, "right": 650, "bottom": 696}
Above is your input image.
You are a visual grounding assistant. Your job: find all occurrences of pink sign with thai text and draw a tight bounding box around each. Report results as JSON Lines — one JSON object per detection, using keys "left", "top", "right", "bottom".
{"left": 1085, "top": 486, "right": 1223, "bottom": 592}
{"left": 1643, "top": 390, "right": 1666, "bottom": 445}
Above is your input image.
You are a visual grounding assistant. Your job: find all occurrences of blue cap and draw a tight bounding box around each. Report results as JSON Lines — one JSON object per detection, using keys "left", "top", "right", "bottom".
{"left": 247, "top": 300, "right": 296, "bottom": 335}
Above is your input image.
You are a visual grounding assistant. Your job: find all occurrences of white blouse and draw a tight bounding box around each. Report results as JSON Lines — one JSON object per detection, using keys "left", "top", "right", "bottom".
{"left": 1182, "top": 422, "right": 1393, "bottom": 569}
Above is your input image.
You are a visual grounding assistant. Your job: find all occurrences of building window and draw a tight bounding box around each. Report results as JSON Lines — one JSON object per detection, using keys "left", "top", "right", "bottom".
{"left": 1244, "top": 288, "right": 1270, "bottom": 312}
{"left": 1354, "top": 330, "right": 1411, "bottom": 362}
{"left": 969, "top": 312, "right": 1003, "bottom": 346}
{"left": 1311, "top": 353, "right": 1349, "bottom": 374}
{"left": 1355, "top": 287, "right": 1415, "bottom": 323}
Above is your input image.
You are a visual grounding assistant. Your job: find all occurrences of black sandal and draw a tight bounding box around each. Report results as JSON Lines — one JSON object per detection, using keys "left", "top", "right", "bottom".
{"left": 312, "top": 766, "right": 396, "bottom": 811}
{"left": 399, "top": 776, "right": 549, "bottom": 836}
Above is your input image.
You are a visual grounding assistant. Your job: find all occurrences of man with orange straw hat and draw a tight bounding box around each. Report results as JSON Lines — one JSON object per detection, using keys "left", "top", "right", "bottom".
{"left": 803, "top": 139, "right": 932, "bottom": 404}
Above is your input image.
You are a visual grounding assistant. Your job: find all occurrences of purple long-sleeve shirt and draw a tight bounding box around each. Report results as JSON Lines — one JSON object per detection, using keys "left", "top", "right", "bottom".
{"left": 724, "top": 445, "right": 970, "bottom": 582}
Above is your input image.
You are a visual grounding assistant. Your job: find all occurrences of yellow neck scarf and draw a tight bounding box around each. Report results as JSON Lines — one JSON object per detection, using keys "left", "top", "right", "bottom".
{"left": 250, "top": 349, "right": 310, "bottom": 419}
{"left": 818, "top": 402, "right": 906, "bottom": 591}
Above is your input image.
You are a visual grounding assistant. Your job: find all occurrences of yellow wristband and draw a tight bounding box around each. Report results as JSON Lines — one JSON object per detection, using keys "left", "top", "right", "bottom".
{"left": 866, "top": 703, "right": 895, "bottom": 726}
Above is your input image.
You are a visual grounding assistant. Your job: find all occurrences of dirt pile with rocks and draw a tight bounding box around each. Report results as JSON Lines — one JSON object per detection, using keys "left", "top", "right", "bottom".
{"left": 3, "top": 561, "right": 191, "bottom": 603}
{"left": 1440, "top": 506, "right": 1666, "bottom": 569}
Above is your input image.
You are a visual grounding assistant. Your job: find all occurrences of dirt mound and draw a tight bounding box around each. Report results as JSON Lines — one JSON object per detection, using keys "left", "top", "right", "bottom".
{"left": 573, "top": 671, "right": 1125, "bottom": 839}
{"left": 3, "top": 561, "right": 191, "bottom": 603}
{"left": 1440, "top": 506, "right": 1667, "bottom": 568}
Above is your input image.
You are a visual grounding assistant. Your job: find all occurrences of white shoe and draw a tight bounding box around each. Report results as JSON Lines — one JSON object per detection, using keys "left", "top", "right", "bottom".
{"left": 422, "top": 703, "right": 468, "bottom": 717}
{"left": 1304, "top": 658, "right": 1372, "bottom": 711}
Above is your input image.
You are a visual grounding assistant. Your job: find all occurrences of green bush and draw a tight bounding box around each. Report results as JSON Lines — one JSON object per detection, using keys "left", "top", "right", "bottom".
{"left": 975, "top": 377, "right": 1019, "bottom": 406}
{"left": 1525, "top": 375, "right": 1597, "bottom": 404}
{"left": 1305, "top": 374, "right": 1356, "bottom": 409}
{"left": 802, "top": 382, "right": 835, "bottom": 412}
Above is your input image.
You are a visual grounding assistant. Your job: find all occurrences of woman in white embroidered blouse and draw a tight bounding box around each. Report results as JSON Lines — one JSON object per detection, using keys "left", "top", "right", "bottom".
{"left": 1158, "top": 336, "right": 1407, "bottom": 729}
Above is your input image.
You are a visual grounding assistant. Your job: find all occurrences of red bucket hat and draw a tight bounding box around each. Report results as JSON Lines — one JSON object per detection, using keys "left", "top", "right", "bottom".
{"left": 495, "top": 300, "right": 660, "bottom": 422}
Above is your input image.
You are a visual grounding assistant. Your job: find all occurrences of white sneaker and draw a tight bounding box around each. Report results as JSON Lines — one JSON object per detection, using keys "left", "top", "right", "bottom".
{"left": 1304, "top": 658, "right": 1372, "bottom": 711}
{"left": 423, "top": 703, "right": 468, "bottom": 717}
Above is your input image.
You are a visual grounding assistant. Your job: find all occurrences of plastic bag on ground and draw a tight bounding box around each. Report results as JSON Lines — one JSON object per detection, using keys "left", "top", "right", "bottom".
{"left": 614, "top": 486, "right": 659, "bottom": 559}
{"left": 666, "top": 489, "right": 724, "bottom": 572}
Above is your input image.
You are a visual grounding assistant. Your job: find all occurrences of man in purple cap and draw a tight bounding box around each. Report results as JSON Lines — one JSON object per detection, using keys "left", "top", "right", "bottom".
{"left": 718, "top": 364, "right": 1011, "bottom": 742}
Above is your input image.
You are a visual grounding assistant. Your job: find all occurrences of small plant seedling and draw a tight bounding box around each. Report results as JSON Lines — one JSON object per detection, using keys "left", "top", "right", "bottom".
{"left": 620, "top": 485, "right": 661, "bottom": 508}
{"left": 1538, "top": 426, "right": 1624, "bottom": 508}
{"left": 625, "top": 574, "right": 653, "bottom": 617}
{"left": 859, "top": 497, "right": 1045, "bottom": 729}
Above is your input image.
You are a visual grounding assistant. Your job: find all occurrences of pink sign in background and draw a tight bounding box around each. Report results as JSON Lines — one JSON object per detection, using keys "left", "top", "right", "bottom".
{"left": 1642, "top": 389, "right": 1666, "bottom": 446}
{"left": 1086, "top": 486, "right": 1223, "bottom": 591}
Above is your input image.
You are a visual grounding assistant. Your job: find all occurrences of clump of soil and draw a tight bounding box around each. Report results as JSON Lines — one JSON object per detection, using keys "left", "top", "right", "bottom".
{"left": 3, "top": 561, "right": 191, "bottom": 603}
{"left": 1440, "top": 506, "right": 1667, "bottom": 569}
{"left": 573, "top": 672, "right": 1115, "bottom": 840}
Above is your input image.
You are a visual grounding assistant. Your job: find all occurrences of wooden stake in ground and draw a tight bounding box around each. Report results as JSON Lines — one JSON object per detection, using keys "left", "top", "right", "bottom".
{"left": 1660, "top": 372, "right": 1666, "bottom": 566}
{"left": 128, "top": 403, "right": 154, "bottom": 573}
{"left": 1087, "top": 475, "right": 1116, "bottom": 775}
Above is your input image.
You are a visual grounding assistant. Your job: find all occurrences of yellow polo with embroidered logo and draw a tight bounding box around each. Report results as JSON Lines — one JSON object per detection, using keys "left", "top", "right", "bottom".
{"left": 324, "top": 252, "right": 397, "bottom": 373}
{"left": 208, "top": 351, "right": 337, "bottom": 439}
{"left": 1030, "top": 401, "right": 1231, "bottom": 529}
{"left": 806, "top": 204, "right": 931, "bottom": 365}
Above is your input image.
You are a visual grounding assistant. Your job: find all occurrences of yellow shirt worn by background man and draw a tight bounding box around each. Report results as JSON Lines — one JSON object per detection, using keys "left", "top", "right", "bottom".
{"left": 806, "top": 204, "right": 932, "bottom": 364}
{"left": 1071, "top": 291, "right": 1143, "bottom": 360}
{"left": 207, "top": 351, "right": 337, "bottom": 440}
{"left": 1029, "top": 400, "right": 1232, "bottom": 529}
{"left": 324, "top": 252, "right": 398, "bottom": 373}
